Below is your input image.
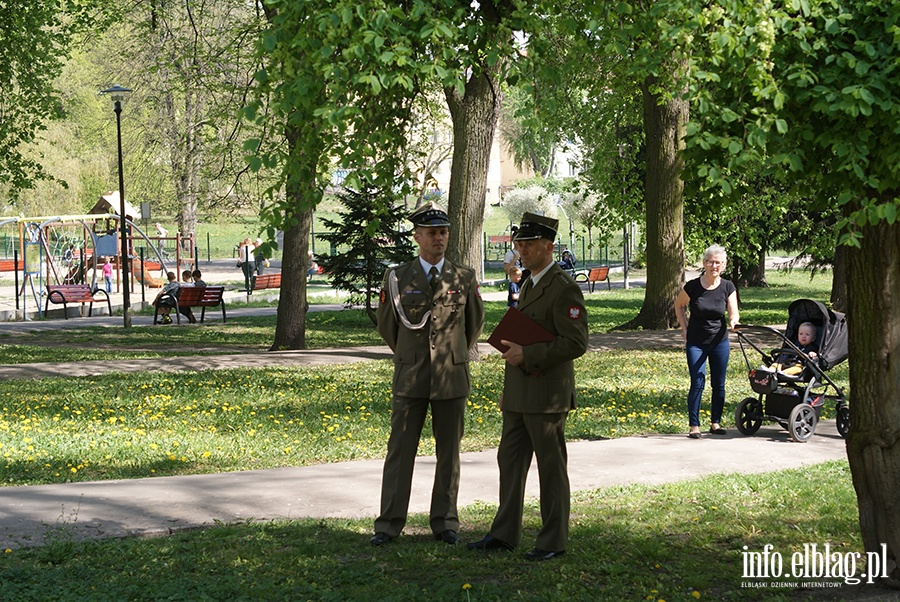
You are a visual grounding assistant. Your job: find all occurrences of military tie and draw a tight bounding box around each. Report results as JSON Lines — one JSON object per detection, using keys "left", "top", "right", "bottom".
{"left": 429, "top": 266, "right": 440, "bottom": 293}
{"left": 519, "top": 277, "right": 533, "bottom": 302}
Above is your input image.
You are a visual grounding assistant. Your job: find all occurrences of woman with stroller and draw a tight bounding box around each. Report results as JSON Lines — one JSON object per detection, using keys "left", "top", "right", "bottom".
{"left": 674, "top": 244, "right": 740, "bottom": 439}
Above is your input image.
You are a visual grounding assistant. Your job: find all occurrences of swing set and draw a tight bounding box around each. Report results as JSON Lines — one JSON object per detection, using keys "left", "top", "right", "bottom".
{"left": 0, "top": 208, "right": 194, "bottom": 319}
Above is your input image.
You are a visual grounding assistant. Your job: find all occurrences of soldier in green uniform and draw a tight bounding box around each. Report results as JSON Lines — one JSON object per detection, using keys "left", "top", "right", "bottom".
{"left": 371, "top": 202, "right": 485, "bottom": 547}
{"left": 468, "top": 212, "right": 589, "bottom": 561}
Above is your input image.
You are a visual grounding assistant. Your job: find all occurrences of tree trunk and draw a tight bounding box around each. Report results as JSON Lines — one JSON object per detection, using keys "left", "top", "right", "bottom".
{"left": 164, "top": 85, "right": 202, "bottom": 249}
{"left": 443, "top": 65, "right": 502, "bottom": 271}
{"left": 270, "top": 119, "right": 322, "bottom": 350}
{"left": 845, "top": 216, "right": 900, "bottom": 587}
{"left": 271, "top": 205, "right": 312, "bottom": 350}
{"left": 831, "top": 242, "right": 849, "bottom": 312}
{"left": 749, "top": 244, "right": 767, "bottom": 286}
{"left": 732, "top": 245, "right": 768, "bottom": 288}
{"left": 619, "top": 75, "right": 686, "bottom": 330}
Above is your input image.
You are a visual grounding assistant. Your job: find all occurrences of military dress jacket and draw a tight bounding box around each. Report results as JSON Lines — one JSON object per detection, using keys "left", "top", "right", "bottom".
{"left": 377, "top": 258, "right": 484, "bottom": 400}
{"left": 502, "top": 262, "right": 589, "bottom": 414}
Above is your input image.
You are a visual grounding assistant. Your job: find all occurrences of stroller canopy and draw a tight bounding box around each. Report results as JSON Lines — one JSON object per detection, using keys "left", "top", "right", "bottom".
{"left": 785, "top": 299, "right": 849, "bottom": 370}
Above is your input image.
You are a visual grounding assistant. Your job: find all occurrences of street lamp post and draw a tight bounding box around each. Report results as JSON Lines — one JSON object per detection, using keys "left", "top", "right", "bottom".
{"left": 101, "top": 85, "right": 133, "bottom": 328}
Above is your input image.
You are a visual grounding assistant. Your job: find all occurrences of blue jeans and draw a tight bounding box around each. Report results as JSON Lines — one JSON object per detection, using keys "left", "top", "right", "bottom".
{"left": 686, "top": 337, "right": 730, "bottom": 427}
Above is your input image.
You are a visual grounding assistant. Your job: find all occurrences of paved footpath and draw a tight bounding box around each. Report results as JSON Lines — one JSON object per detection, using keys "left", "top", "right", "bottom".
{"left": 0, "top": 303, "right": 848, "bottom": 550}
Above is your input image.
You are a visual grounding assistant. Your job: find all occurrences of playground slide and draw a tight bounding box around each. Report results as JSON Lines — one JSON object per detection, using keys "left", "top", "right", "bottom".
{"left": 132, "top": 259, "right": 164, "bottom": 288}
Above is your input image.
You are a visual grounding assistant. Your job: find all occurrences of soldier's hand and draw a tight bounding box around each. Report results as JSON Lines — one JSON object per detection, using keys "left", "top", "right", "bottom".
{"left": 500, "top": 340, "right": 524, "bottom": 367}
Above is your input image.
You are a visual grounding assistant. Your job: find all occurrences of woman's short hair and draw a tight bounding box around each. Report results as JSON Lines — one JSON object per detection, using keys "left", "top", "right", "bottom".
{"left": 704, "top": 244, "right": 727, "bottom": 262}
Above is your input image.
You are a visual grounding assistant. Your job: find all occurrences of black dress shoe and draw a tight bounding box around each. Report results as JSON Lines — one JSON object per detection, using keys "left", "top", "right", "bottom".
{"left": 709, "top": 427, "right": 727, "bottom": 435}
{"left": 524, "top": 548, "right": 566, "bottom": 561}
{"left": 434, "top": 530, "right": 459, "bottom": 545}
{"left": 466, "top": 534, "right": 514, "bottom": 551}
{"left": 370, "top": 532, "right": 393, "bottom": 547}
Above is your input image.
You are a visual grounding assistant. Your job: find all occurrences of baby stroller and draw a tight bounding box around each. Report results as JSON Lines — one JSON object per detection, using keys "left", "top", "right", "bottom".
{"left": 734, "top": 299, "right": 850, "bottom": 443}
{"left": 558, "top": 250, "right": 577, "bottom": 276}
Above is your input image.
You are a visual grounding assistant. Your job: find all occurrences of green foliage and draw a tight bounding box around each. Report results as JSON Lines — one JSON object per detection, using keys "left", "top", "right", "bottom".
{"left": 511, "top": 7, "right": 649, "bottom": 233}
{"left": 246, "top": 0, "right": 455, "bottom": 228}
{"left": 683, "top": 0, "right": 900, "bottom": 234}
{"left": 119, "top": 0, "right": 266, "bottom": 221}
{"left": 499, "top": 84, "right": 560, "bottom": 177}
{"left": 684, "top": 163, "right": 842, "bottom": 284}
{"left": 0, "top": 0, "right": 115, "bottom": 198}
{"left": 318, "top": 187, "right": 415, "bottom": 313}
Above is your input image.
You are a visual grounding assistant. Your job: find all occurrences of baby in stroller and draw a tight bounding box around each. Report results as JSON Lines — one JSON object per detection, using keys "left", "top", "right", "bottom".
{"left": 734, "top": 298, "right": 850, "bottom": 442}
{"left": 772, "top": 321, "right": 819, "bottom": 376}
{"left": 558, "top": 249, "right": 576, "bottom": 271}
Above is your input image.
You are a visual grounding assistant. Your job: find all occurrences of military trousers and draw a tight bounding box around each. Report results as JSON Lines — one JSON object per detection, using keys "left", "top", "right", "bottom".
{"left": 489, "top": 410, "right": 570, "bottom": 552}
{"left": 374, "top": 394, "right": 466, "bottom": 537}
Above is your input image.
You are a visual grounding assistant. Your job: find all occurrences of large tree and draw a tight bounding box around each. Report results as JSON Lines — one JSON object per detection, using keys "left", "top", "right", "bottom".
{"left": 0, "top": 0, "right": 115, "bottom": 201}
{"left": 440, "top": 0, "right": 524, "bottom": 270}
{"left": 521, "top": 2, "right": 692, "bottom": 329}
{"left": 247, "top": 0, "right": 438, "bottom": 349}
{"left": 685, "top": 0, "right": 900, "bottom": 585}
{"left": 137, "top": 0, "right": 264, "bottom": 236}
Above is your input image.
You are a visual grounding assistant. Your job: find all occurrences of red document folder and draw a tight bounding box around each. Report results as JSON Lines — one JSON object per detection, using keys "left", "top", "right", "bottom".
{"left": 488, "top": 307, "right": 556, "bottom": 353}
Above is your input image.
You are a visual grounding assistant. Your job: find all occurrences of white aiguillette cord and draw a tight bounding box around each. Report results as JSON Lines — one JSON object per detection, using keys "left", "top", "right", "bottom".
{"left": 388, "top": 269, "right": 430, "bottom": 330}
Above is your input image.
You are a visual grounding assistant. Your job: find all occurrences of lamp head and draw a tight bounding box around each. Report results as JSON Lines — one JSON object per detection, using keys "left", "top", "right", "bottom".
{"left": 100, "top": 84, "right": 133, "bottom": 103}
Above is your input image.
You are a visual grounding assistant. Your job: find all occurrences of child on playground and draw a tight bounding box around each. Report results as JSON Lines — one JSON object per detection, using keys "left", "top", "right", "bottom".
{"left": 507, "top": 266, "right": 522, "bottom": 308}
{"left": 102, "top": 257, "right": 113, "bottom": 293}
{"left": 774, "top": 321, "right": 819, "bottom": 376}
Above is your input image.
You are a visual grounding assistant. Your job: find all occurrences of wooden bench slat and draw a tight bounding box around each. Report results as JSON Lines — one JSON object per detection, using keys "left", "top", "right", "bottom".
{"left": 587, "top": 267, "right": 611, "bottom": 292}
{"left": 153, "top": 285, "right": 226, "bottom": 325}
{"left": 252, "top": 273, "right": 281, "bottom": 291}
{"left": 45, "top": 284, "right": 112, "bottom": 318}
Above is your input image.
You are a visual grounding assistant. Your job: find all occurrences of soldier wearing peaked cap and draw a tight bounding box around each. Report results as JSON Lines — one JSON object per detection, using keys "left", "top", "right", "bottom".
{"left": 370, "top": 201, "right": 484, "bottom": 547}
{"left": 468, "top": 211, "right": 589, "bottom": 561}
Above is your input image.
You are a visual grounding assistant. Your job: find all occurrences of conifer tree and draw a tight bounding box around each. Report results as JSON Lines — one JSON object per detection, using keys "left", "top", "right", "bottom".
{"left": 319, "top": 187, "right": 414, "bottom": 323}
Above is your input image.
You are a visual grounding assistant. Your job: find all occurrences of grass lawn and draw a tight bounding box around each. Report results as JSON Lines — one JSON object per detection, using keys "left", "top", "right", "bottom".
{"left": 0, "top": 461, "right": 868, "bottom": 601}
{"left": 0, "top": 266, "right": 870, "bottom": 601}
{"left": 0, "top": 267, "right": 846, "bottom": 486}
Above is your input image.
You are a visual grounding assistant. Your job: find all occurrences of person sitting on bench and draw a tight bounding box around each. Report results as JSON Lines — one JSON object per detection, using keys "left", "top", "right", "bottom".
{"left": 152, "top": 272, "right": 181, "bottom": 325}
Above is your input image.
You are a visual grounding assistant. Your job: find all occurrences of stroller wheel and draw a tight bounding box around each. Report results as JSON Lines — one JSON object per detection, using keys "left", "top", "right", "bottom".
{"left": 788, "top": 404, "right": 818, "bottom": 443}
{"left": 836, "top": 405, "right": 851, "bottom": 438}
{"left": 735, "top": 397, "right": 763, "bottom": 435}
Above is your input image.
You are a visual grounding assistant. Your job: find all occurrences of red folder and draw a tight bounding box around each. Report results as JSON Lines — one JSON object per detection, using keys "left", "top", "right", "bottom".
{"left": 488, "top": 307, "right": 556, "bottom": 353}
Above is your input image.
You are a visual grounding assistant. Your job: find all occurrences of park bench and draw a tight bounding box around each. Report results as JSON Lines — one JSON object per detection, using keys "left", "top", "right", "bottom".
{"left": 154, "top": 285, "right": 226, "bottom": 325}
{"left": 45, "top": 284, "right": 112, "bottom": 318}
{"left": 575, "top": 266, "right": 611, "bottom": 292}
{"left": 252, "top": 272, "right": 281, "bottom": 291}
{"left": 0, "top": 259, "right": 18, "bottom": 272}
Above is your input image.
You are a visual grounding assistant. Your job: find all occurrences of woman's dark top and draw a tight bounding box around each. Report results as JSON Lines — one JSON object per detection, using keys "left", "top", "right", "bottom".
{"left": 684, "top": 277, "right": 736, "bottom": 346}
